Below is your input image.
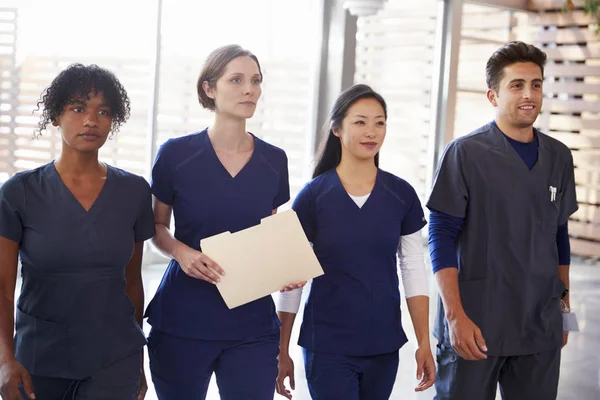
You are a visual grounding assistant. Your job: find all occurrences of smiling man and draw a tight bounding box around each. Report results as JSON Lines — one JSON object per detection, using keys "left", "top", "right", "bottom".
{"left": 426, "top": 41, "right": 578, "bottom": 399}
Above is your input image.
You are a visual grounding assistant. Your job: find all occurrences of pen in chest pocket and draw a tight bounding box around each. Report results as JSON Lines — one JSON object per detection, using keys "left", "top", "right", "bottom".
{"left": 549, "top": 186, "right": 557, "bottom": 202}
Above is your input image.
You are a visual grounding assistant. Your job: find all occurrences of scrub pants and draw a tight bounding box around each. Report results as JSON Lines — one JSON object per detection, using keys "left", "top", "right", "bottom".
{"left": 303, "top": 348, "right": 399, "bottom": 400}
{"left": 434, "top": 344, "right": 561, "bottom": 400}
{"left": 20, "top": 350, "right": 141, "bottom": 400}
{"left": 148, "top": 328, "right": 279, "bottom": 400}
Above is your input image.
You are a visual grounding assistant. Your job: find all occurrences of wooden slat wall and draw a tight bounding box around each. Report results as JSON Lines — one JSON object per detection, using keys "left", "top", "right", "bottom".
{"left": 0, "top": 8, "right": 18, "bottom": 184}
{"left": 454, "top": 4, "right": 513, "bottom": 138}
{"left": 520, "top": 2, "right": 600, "bottom": 258}
{"left": 354, "top": 0, "right": 438, "bottom": 200}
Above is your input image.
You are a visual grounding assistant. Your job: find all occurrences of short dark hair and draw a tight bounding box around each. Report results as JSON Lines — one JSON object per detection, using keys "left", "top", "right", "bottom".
{"left": 35, "top": 63, "right": 131, "bottom": 136}
{"left": 486, "top": 41, "right": 547, "bottom": 92}
{"left": 312, "top": 84, "right": 387, "bottom": 178}
{"left": 196, "top": 44, "right": 263, "bottom": 111}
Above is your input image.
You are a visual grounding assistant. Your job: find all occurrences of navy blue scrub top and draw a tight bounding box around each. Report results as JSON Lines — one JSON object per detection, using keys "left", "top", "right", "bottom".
{"left": 427, "top": 122, "right": 579, "bottom": 356}
{"left": 0, "top": 163, "right": 155, "bottom": 379}
{"left": 293, "top": 169, "right": 426, "bottom": 356}
{"left": 146, "top": 129, "right": 290, "bottom": 340}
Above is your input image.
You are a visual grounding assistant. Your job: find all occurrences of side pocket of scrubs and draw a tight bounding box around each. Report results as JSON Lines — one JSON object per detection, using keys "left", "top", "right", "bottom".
{"left": 14, "top": 307, "right": 69, "bottom": 376}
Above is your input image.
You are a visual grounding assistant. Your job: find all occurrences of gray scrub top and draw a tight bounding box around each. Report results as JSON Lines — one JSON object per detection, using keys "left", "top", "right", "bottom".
{"left": 0, "top": 163, "right": 155, "bottom": 379}
{"left": 427, "top": 122, "right": 578, "bottom": 357}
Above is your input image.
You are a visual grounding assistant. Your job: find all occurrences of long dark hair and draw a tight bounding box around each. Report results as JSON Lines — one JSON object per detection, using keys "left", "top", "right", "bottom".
{"left": 312, "top": 84, "right": 387, "bottom": 178}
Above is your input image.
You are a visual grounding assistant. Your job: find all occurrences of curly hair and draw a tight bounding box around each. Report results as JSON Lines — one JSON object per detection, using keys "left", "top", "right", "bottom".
{"left": 34, "top": 63, "right": 131, "bottom": 136}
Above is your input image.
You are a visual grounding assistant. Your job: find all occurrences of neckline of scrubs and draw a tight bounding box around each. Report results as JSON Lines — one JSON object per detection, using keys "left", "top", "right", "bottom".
{"left": 333, "top": 168, "right": 380, "bottom": 211}
{"left": 48, "top": 161, "right": 114, "bottom": 215}
{"left": 491, "top": 121, "right": 546, "bottom": 177}
{"left": 203, "top": 130, "right": 259, "bottom": 180}
{"left": 489, "top": 123, "right": 548, "bottom": 177}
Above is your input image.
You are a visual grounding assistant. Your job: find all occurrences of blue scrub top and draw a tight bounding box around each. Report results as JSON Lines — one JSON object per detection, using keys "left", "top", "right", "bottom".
{"left": 0, "top": 163, "right": 155, "bottom": 379}
{"left": 293, "top": 169, "right": 426, "bottom": 356}
{"left": 146, "top": 129, "right": 290, "bottom": 340}
{"left": 427, "top": 122, "right": 579, "bottom": 356}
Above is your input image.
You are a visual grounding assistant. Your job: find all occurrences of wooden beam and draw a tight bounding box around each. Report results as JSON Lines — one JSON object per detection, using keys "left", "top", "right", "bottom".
{"left": 545, "top": 64, "right": 600, "bottom": 78}
{"left": 571, "top": 238, "right": 600, "bottom": 258}
{"left": 544, "top": 99, "right": 600, "bottom": 113}
{"left": 468, "top": 0, "right": 528, "bottom": 10}
{"left": 527, "top": 10, "right": 596, "bottom": 26}
{"left": 547, "top": 115, "right": 600, "bottom": 132}
{"left": 548, "top": 132, "right": 600, "bottom": 149}
{"left": 528, "top": 0, "right": 586, "bottom": 10}
{"left": 573, "top": 204, "right": 600, "bottom": 223}
{"left": 575, "top": 169, "right": 600, "bottom": 188}
{"left": 574, "top": 150, "right": 600, "bottom": 167}
{"left": 545, "top": 81, "right": 600, "bottom": 95}
{"left": 533, "top": 28, "right": 600, "bottom": 44}
{"left": 570, "top": 220, "right": 600, "bottom": 241}
{"left": 576, "top": 185, "right": 600, "bottom": 204}
{"left": 543, "top": 44, "right": 600, "bottom": 61}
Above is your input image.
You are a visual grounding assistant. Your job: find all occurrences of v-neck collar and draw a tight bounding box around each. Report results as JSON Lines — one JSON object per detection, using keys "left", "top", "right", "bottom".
{"left": 332, "top": 168, "right": 379, "bottom": 211}
{"left": 203, "top": 129, "right": 258, "bottom": 180}
{"left": 488, "top": 122, "right": 552, "bottom": 176}
{"left": 49, "top": 162, "right": 112, "bottom": 215}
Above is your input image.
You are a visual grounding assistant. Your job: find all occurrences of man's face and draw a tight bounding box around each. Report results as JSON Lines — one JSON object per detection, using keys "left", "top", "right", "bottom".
{"left": 487, "top": 62, "right": 543, "bottom": 129}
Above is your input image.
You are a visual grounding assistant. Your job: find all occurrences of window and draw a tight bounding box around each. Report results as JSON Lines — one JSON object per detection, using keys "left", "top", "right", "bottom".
{"left": 156, "top": 0, "right": 320, "bottom": 202}
{"left": 0, "top": 0, "right": 319, "bottom": 204}
{"left": 354, "top": 0, "right": 438, "bottom": 201}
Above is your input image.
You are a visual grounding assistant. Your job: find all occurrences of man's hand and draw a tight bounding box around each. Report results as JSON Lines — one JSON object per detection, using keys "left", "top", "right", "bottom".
{"left": 447, "top": 313, "right": 487, "bottom": 360}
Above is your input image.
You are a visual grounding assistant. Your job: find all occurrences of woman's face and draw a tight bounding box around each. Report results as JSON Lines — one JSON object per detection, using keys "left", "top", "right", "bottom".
{"left": 53, "top": 91, "right": 112, "bottom": 153}
{"left": 334, "top": 97, "right": 386, "bottom": 162}
{"left": 204, "top": 56, "right": 262, "bottom": 120}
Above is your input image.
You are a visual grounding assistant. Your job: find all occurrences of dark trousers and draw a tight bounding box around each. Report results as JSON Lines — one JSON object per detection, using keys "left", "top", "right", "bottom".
{"left": 303, "top": 348, "right": 399, "bottom": 400}
{"left": 434, "top": 344, "right": 561, "bottom": 400}
{"left": 21, "top": 350, "right": 141, "bottom": 400}
{"left": 148, "top": 328, "right": 279, "bottom": 400}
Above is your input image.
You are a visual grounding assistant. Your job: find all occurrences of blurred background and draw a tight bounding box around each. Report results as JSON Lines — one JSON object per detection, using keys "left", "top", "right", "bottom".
{"left": 0, "top": 0, "right": 599, "bottom": 398}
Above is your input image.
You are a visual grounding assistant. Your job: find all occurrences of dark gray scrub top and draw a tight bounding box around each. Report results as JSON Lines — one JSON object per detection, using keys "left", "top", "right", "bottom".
{"left": 0, "top": 163, "right": 155, "bottom": 379}
{"left": 427, "top": 122, "right": 578, "bottom": 356}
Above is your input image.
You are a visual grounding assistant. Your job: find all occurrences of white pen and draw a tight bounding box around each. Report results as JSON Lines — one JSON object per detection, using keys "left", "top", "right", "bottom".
{"left": 549, "top": 186, "right": 556, "bottom": 202}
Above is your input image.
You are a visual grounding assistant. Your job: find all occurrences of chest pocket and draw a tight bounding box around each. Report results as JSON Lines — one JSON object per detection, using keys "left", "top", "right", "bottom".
{"left": 543, "top": 182, "right": 562, "bottom": 234}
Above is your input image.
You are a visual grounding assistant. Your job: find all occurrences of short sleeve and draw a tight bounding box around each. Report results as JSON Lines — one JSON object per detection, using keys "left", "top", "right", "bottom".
{"left": 559, "top": 152, "right": 578, "bottom": 226}
{"left": 0, "top": 176, "right": 26, "bottom": 243}
{"left": 134, "top": 179, "right": 156, "bottom": 242}
{"left": 401, "top": 185, "right": 427, "bottom": 236}
{"left": 273, "top": 151, "right": 290, "bottom": 209}
{"left": 426, "top": 141, "right": 469, "bottom": 218}
{"left": 291, "top": 183, "right": 316, "bottom": 243}
{"left": 151, "top": 141, "right": 175, "bottom": 205}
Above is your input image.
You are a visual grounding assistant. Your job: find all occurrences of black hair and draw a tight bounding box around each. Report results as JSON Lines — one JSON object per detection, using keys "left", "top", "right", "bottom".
{"left": 34, "top": 63, "right": 131, "bottom": 136}
{"left": 312, "top": 84, "right": 387, "bottom": 178}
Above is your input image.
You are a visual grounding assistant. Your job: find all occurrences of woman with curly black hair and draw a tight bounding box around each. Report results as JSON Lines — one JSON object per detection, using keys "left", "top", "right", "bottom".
{"left": 0, "top": 63, "right": 155, "bottom": 400}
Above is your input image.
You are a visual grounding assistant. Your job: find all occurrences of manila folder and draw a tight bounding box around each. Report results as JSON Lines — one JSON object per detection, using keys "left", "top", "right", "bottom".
{"left": 200, "top": 209, "right": 324, "bottom": 309}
